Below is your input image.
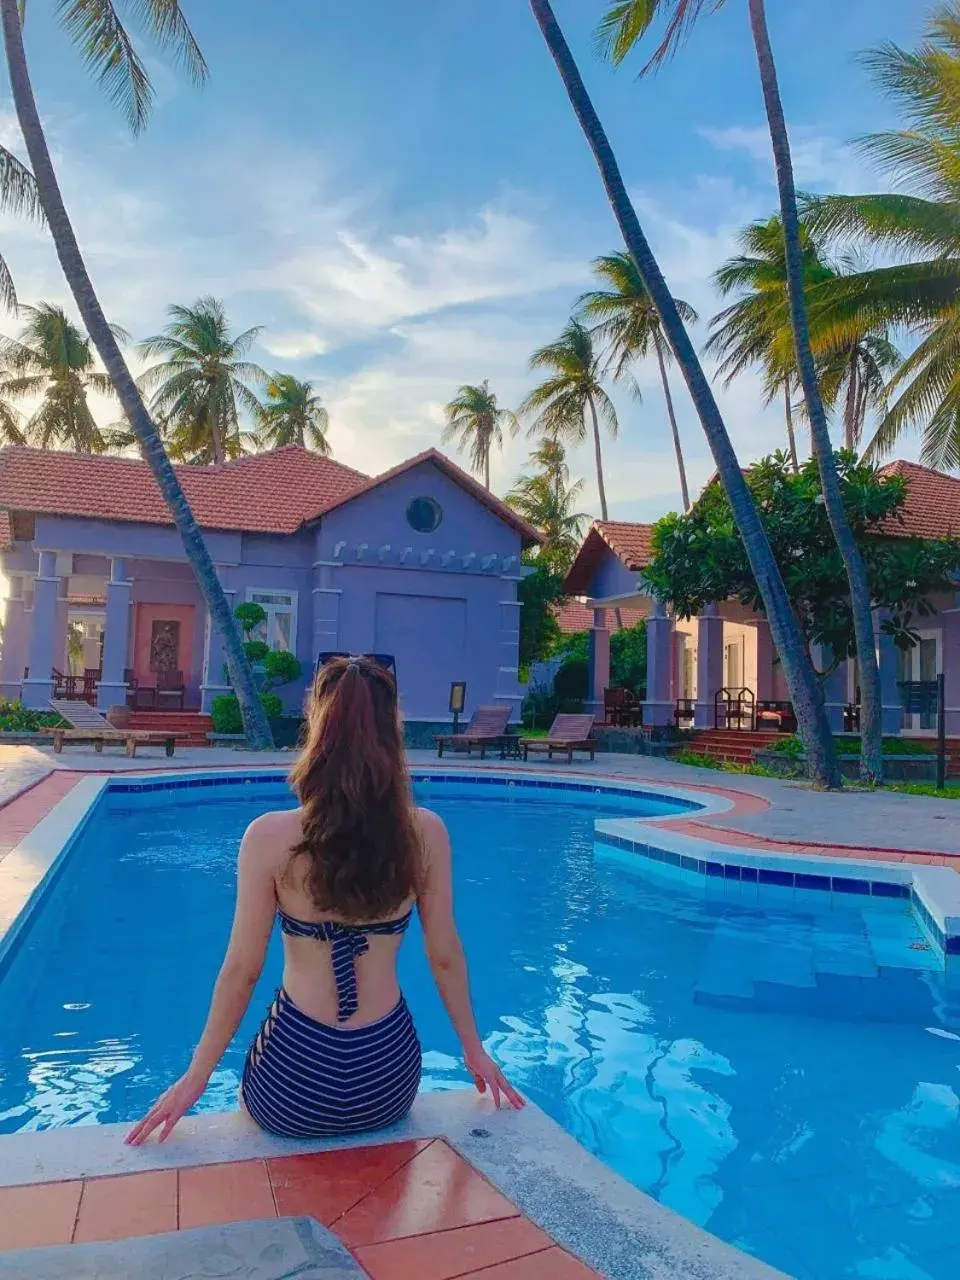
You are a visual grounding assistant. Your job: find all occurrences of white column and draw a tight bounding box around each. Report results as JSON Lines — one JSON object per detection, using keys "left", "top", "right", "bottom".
{"left": 586, "top": 607, "right": 611, "bottom": 722}
{"left": 643, "top": 598, "right": 675, "bottom": 726}
{"left": 694, "top": 603, "right": 724, "bottom": 728}
{"left": 97, "top": 558, "right": 132, "bottom": 709}
{"left": 21, "top": 550, "right": 62, "bottom": 709}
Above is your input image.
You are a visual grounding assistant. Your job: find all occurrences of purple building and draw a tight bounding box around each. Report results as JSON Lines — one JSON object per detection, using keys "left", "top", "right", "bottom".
{"left": 564, "top": 462, "right": 960, "bottom": 740}
{"left": 0, "top": 445, "right": 538, "bottom": 726}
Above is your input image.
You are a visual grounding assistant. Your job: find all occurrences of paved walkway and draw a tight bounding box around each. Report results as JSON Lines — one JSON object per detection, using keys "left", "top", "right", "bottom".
{"left": 1, "top": 743, "right": 958, "bottom": 857}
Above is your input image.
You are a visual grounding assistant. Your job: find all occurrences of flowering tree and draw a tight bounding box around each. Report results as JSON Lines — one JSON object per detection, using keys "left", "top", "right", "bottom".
{"left": 644, "top": 453, "right": 960, "bottom": 674}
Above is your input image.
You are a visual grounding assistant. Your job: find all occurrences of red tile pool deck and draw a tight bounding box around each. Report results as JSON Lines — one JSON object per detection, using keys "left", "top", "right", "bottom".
{"left": 0, "top": 1140, "right": 598, "bottom": 1277}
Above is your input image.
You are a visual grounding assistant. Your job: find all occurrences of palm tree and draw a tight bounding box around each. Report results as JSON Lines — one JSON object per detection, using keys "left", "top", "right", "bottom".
{"left": 578, "top": 251, "right": 697, "bottom": 510}
{"left": 506, "top": 440, "right": 588, "bottom": 572}
{"left": 441, "top": 381, "right": 517, "bottom": 489}
{"left": 802, "top": 6, "right": 960, "bottom": 468}
{"left": 528, "top": 0, "right": 840, "bottom": 786}
{"left": 707, "top": 215, "right": 832, "bottom": 469}
{"left": 816, "top": 327, "right": 901, "bottom": 453}
{"left": 596, "top": 0, "right": 883, "bottom": 783}
{"left": 256, "top": 374, "right": 331, "bottom": 453}
{"left": 0, "top": 1, "right": 272, "bottom": 748}
{"left": 139, "top": 297, "right": 267, "bottom": 466}
{"left": 521, "top": 320, "right": 618, "bottom": 519}
{"left": 0, "top": 302, "right": 126, "bottom": 453}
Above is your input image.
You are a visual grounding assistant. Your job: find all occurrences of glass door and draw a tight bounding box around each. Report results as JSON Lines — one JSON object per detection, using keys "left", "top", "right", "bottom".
{"left": 900, "top": 630, "right": 942, "bottom": 734}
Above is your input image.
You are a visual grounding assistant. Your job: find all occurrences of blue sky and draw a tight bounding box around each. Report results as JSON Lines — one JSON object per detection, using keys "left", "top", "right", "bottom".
{"left": 0, "top": 0, "right": 927, "bottom": 522}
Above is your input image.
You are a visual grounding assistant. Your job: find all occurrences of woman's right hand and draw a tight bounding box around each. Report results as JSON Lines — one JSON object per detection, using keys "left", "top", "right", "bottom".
{"left": 464, "top": 1044, "right": 525, "bottom": 1111}
{"left": 124, "top": 1070, "right": 208, "bottom": 1146}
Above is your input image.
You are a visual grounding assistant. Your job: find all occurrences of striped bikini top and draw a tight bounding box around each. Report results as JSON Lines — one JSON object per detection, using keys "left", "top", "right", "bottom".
{"left": 277, "top": 907, "right": 414, "bottom": 1023}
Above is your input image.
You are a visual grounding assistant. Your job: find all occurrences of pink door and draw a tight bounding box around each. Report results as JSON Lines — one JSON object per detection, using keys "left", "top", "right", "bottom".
{"left": 133, "top": 604, "right": 195, "bottom": 691}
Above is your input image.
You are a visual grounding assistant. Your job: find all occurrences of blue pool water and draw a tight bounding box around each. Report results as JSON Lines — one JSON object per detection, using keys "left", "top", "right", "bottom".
{"left": 1, "top": 777, "right": 959, "bottom": 1279}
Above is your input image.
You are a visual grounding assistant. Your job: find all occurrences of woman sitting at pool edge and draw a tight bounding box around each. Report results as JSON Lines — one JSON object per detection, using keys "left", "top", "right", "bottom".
{"left": 126, "top": 654, "right": 522, "bottom": 1144}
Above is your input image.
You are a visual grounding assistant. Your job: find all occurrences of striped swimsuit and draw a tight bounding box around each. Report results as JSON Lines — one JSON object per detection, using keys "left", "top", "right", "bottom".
{"left": 241, "top": 908, "right": 421, "bottom": 1138}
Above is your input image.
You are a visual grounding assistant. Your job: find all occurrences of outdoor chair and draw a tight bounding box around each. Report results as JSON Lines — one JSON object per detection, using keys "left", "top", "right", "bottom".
{"left": 520, "top": 713, "right": 596, "bottom": 764}
{"left": 48, "top": 699, "right": 184, "bottom": 757}
{"left": 436, "top": 705, "right": 512, "bottom": 758}
{"left": 155, "top": 669, "right": 186, "bottom": 710}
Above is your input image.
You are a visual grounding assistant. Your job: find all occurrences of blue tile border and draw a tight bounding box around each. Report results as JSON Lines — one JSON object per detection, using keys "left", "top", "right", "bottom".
{"left": 594, "top": 830, "right": 949, "bottom": 961}
{"left": 105, "top": 768, "right": 702, "bottom": 814}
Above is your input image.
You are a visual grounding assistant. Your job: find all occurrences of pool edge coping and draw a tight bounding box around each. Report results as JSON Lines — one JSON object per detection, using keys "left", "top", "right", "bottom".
{"left": 0, "top": 1093, "right": 787, "bottom": 1280}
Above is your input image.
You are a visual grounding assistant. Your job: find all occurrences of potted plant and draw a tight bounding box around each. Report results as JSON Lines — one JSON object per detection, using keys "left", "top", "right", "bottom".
{"left": 211, "top": 603, "right": 304, "bottom": 748}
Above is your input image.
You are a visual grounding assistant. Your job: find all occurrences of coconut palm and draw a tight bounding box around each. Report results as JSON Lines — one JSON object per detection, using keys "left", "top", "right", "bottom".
{"left": 802, "top": 6, "right": 960, "bottom": 468}
{"left": 521, "top": 320, "right": 618, "bottom": 519}
{"left": 139, "top": 297, "right": 267, "bottom": 466}
{"left": 506, "top": 466, "right": 588, "bottom": 574}
{"left": 528, "top": 0, "right": 839, "bottom": 786}
{"left": 595, "top": 0, "right": 883, "bottom": 782}
{"left": 578, "top": 251, "right": 697, "bottom": 509}
{"left": 816, "top": 326, "right": 902, "bottom": 452}
{"left": 0, "top": 302, "right": 128, "bottom": 452}
{"left": 0, "top": 0, "right": 272, "bottom": 747}
{"left": 256, "top": 374, "right": 331, "bottom": 453}
{"left": 441, "top": 381, "right": 517, "bottom": 489}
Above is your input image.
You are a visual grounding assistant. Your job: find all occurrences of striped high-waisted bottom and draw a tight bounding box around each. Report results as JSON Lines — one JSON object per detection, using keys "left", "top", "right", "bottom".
{"left": 240, "top": 989, "right": 422, "bottom": 1138}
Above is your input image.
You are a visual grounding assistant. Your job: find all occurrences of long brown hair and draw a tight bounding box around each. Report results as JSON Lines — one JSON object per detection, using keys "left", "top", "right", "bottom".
{"left": 288, "top": 656, "right": 421, "bottom": 920}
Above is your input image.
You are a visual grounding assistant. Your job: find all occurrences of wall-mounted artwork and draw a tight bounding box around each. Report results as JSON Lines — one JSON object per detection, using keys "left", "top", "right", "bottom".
{"left": 149, "top": 620, "right": 180, "bottom": 673}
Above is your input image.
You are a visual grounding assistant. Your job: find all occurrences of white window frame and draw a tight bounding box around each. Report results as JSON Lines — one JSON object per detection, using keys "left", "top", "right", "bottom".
{"left": 898, "top": 627, "right": 942, "bottom": 736}
{"left": 246, "top": 587, "right": 299, "bottom": 654}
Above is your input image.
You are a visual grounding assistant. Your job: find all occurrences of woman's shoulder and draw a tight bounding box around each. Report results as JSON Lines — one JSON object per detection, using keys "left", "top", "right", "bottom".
{"left": 242, "top": 807, "right": 303, "bottom": 857}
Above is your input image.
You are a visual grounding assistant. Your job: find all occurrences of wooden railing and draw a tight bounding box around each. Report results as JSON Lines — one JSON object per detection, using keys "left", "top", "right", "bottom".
{"left": 714, "top": 686, "right": 755, "bottom": 731}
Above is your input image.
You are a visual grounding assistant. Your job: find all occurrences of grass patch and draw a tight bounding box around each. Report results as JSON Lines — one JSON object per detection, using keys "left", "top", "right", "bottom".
{"left": 671, "top": 748, "right": 781, "bottom": 778}
{"left": 769, "top": 735, "right": 935, "bottom": 757}
{"left": 884, "top": 781, "right": 960, "bottom": 798}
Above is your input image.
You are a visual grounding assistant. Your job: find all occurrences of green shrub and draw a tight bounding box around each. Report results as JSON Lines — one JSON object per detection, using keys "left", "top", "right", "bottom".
{"left": 553, "top": 657, "right": 588, "bottom": 702}
{"left": 521, "top": 683, "right": 584, "bottom": 729}
{"left": 210, "top": 692, "right": 283, "bottom": 736}
{"left": 0, "top": 698, "right": 66, "bottom": 732}
{"left": 243, "top": 640, "right": 270, "bottom": 664}
{"left": 233, "top": 601, "right": 267, "bottom": 634}
{"left": 263, "top": 649, "right": 302, "bottom": 687}
{"left": 672, "top": 748, "right": 723, "bottom": 769}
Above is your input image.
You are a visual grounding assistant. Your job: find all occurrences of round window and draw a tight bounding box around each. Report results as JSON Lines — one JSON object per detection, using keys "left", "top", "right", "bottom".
{"left": 406, "top": 495, "right": 442, "bottom": 534}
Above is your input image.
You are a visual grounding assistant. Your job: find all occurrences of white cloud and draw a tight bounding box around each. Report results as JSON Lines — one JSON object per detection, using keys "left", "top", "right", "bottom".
{"left": 698, "top": 124, "right": 879, "bottom": 193}
{"left": 259, "top": 331, "right": 330, "bottom": 361}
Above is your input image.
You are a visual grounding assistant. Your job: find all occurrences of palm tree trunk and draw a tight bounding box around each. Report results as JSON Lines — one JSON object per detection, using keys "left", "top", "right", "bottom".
{"left": 844, "top": 348, "right": 858, "bottom": 451}
{"left": 585, "top": 392, "right": 609, "bottom": 521}
{"left": 529, "top": 0, "right": 840, "bottom": 787}
{"left": 484, "top": 445, "right": 491, "bottom": 491}
{"left": 784, "top": 380, "right": 799, "bottom": 471}
{"left": 748, "top": 0, "right": 882, "bottom": 785}
{"left": 653, "top": 331, "right": 690, "bottom": 510}
{"left": 0, "top": 0, "right": 273, "bottom": 749}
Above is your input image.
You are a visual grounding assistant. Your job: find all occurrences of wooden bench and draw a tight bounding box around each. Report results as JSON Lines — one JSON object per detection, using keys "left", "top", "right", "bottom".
{"left": 51, "top": 728, "right": 182, "bottom": 757}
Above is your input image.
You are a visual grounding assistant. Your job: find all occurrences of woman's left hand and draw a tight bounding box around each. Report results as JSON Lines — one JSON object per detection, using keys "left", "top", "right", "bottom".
{"left": 124, "top": 1071, "right": 207, "bottom": 1146}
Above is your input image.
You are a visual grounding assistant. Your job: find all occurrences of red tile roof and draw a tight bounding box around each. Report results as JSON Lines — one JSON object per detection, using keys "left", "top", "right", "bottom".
{"left": 0, "top": 508, "right": 11, "bottom": 551}
{"left": 0, "top": 445, "right": 541, "bottom": 545}
{"left": 878, "top": 460, "right": 960, "bottom": 540}
{"left": 555, "top": 599, "right": 645, "bottom": 633}
{"left": 0, "top": 445, "right": 368, "bottom": 536}
{"left": 563, "top": 520, "right": 656, "bottom": 595}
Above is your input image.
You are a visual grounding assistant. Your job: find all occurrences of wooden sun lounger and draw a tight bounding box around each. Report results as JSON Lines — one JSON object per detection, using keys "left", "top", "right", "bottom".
{"left": 436, "top": 705, "right": 511, "bottom": 758}
{"left": 48, "top": 699, "right": 185, "bottom": 758}
{"left": 521, "top": 713, "right": 596, "bottom": 764}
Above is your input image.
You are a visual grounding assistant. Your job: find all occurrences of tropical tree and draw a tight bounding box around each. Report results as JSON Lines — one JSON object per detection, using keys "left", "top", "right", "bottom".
{"left": 528, "top": 0, "right": 840, "bottom": 786}
{"left": 0, "top": 302, "right": 127, "bottom": 452}
{"left": 596, "top": 0, "right": 884, "bottom": 784}
{"left": 256, "top": 373, "right": 331, "bottom": 453}
{"left": 706, "top": 215, "right": 831, "bottom": 470}
{"left": 802, "top": 5, "right": 960, "bottom": 469}
{"left": 506, "top": 441, "right": 589, "bottom": 572}
{"left": 815, "top": 324, "right": 901, "bottom": 452}
{"left": 578, "top": 251, "right": 697, "bottom": 509}
{"left": 138, "top": 297, "right": 267, "bottom": 466}
{"left": 0, "top": 1, "right": 272, "bottom": 747}
{"left": 441, "top": 380, "right": 517, "bottom": 489}
{"left": 521, "top": 319, "right": 618, "bottom": 520}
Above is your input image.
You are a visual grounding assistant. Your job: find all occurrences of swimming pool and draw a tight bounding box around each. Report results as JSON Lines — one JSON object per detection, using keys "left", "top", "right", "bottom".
{"left": 0, "top": 773, "right": 957, "bottom": 1279}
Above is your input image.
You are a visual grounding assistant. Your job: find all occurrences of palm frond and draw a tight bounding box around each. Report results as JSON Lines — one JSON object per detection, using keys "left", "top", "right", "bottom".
{"left": 595, "top": 0, "right": 726, "bottom": 76}
{"left": 56, "top": 0, "right": 154, "bottom": 133}
{"left": 122, "top": 0, "right": 207, "bottom": 85}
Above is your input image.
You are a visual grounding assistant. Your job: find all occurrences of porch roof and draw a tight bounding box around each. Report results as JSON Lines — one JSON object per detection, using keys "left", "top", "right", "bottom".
{"left": 563, "top": 520, "right": 655, "bottom": 595}
{"left": 879, "top": 460, "right": 960, "bottom": 540}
